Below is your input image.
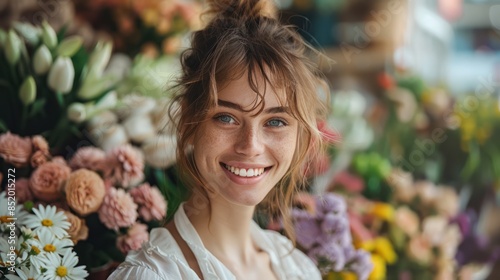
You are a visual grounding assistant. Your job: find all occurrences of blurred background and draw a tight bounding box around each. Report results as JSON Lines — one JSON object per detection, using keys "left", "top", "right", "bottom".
{"left": 1, "top": 0, "right": 500, "bottom": 279}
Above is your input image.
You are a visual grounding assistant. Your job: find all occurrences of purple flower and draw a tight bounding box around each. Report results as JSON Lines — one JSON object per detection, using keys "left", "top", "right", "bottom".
{"left": 294, "top": 216, "right": 322, "bottom": 250}
{"left": 321, "top": 213, "right": 348, "bottom": 234}
{"left": 316, "top": 193, "right": 347, "bottom": 215}
{"left": 308, "top": 242, "right": 346, "bottom": 272}
{"left": 345, "top": 249, "right": 373, "bottom": 280}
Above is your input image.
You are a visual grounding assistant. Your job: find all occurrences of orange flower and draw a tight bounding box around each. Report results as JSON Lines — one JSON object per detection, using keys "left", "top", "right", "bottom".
{"left": 65, "top": 169, "right": 106, "bottom": 216}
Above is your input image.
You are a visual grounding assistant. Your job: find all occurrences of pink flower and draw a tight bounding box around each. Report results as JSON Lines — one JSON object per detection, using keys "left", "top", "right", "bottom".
{"left": 30, "top": 161, "right": 71, "bottom": 202}
{"left": 69, "top": 146, "right": 107, "bottom": 172}
{"left": 129, "top": 183, "right": 167, "bottom": 222}
{"left": 318, "top": 121, "right": 341, "bottom": 144}
{"left": 98, "top": 187, "right": 138, "bottom": 230}
{"left": 329, "top": 171, "right": 364, "bottom": 193}
{"left": 105, "top": 144, "right": 144, "bottom": 189}
{"left": 15, "top": 178, "right": 33, "bottom": 203}
{"left": 0, "top": 132, "right": 33, "bottom": 167}
{"left": 116, "top": 222, "right": 149, "bottom": 254}
{"left": 434, "top": 186, "right": 459, "bottom": 218}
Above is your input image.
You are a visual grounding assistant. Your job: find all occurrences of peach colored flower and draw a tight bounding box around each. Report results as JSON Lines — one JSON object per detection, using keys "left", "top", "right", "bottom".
{"left": 64, "top": 211, "right": 88, "bottom": 244}
{"left": 116, "top": 222, "right": 149, "bottom": 254}
{"left": 15, "top": 178, "right": 33, "bottom": 203}
{"left": 98, "top": 187, "right": 138, "bottom": 230}
{"left": 31, "top": 150, "right": 49, "bottom": 168}
{"left": 65, "top": 169, "right": 106, "bottom": 216}
{"left": 393, "top": 206, "right": 419, "bottom": 237}
{"left": 434, "top": 186, "right": 459, "bottom": 218}
{"left": 30, "top": 161, "right": 71, "bottom": 202}
{"left": 130, "top": 183, "right": 167, "bottom": 222}
{"left": 31, "top": 135, "right": 49, "bottom": 153}
{"left": 0, "top": 132, "right": 33, "bottom": 167}
{"left": 407, "top": 234, "right": 432, "bottom": 265}
{"left": 69, "top": 146, "right": 107, "bottom": 172}
{"left": 105, "top": 144, "right": 144, "bottom": 189}
{"left": 422, "top": 215, "right": 448, "bottom": 246}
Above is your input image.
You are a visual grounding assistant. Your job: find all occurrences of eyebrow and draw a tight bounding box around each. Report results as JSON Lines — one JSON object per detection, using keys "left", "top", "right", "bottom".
{"left": 217, "top": 99, "right": 289, "bottom": 114}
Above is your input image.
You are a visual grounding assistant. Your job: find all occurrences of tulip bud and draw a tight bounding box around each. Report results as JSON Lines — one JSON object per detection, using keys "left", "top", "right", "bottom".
{"left": 33, "top": 45, "right": 53, "bottom": 74}
{"left": 4, "top": 30, "right": 22, "bottom": 66}
{"left": 57, "top": 36, "right": 83, "bottom": 57}
{"left": 88, "top": 41, "right": 112, "bottom": 77}
{"left": 77, "top": 77, "right": 113, "bottom": 100}
{"left": 47, "top": 57, "right": 75, "bottom": 94}
{"left": 67, "top": 103, "right": 87, "bottom": 123}
{"left": 19, "top": 76, "right": 36, "bottom": 106}
{"left": 41, "top": 21, "right": 57, "bottom": 49}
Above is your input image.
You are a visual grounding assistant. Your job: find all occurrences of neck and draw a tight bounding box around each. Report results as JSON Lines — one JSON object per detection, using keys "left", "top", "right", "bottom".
{"left": 184, "top": 197, "right": 259, "bottom": 262}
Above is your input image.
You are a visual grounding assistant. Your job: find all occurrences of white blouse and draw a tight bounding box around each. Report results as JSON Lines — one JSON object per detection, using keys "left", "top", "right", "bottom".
{"left": 108, "top": 203, "right": 322, "bottom": 280}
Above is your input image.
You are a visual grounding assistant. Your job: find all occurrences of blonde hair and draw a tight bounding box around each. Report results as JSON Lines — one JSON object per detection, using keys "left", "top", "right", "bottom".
{"left": 169, "top": 0, "right": 329, "bottom": 243}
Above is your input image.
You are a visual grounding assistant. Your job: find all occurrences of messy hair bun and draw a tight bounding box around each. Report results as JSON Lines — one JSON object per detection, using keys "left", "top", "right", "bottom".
{"left": 204, "top": 0, "right": 277, "bottom": 22}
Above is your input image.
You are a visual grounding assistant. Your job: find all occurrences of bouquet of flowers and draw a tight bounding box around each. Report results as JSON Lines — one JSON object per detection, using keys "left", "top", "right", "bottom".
{"left": 0, "top": 191, "right": 88, "bottom": 280}
{"left": 0, "top": 132, "right": 169, "bottom": 275}
{"left": 0, "top": 21, "right": 119, "bottom": 149}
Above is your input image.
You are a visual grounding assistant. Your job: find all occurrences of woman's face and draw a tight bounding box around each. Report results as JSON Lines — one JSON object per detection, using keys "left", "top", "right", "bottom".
{"left": 192, "top": 72, "right": 298, "bottom": 207}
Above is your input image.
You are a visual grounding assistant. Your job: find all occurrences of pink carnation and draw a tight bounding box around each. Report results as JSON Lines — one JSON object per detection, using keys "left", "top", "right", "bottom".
{"left": 0, "top": 132, "right": 33, "bottom": 167}
{"left": 70, "top": 146, "right": 107, "bottom": 172}
{"left": 116, "top": 222, "right": 149, "bottom": 254}
{"left": 15, "top": 178, "right": 33, "bottom": 203}
{"left": 31, "top": 135, "right": 49, "bottom": 153}
{"left": 130, "top": 183, "right": 167, "bottom": 222}
{"left": 98, "top": 188, "right": 138, "bottom": 230}
{"left": 105, "top": 144, "right": 144, "bottom": 189}
{"left": 30, "top": 161, "right": 71, "bottom": 202}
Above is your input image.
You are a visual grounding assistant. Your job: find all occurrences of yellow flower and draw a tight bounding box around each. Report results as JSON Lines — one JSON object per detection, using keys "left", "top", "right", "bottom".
{"left": 339, "top": 271, "right": 358, "bottom": 280}
{"left": 355, "top": 239, "right": 375, "bottom": 252}
{"left": 142, "top": 8, "right": 160, "bottom": 26}
{"left": 368, "top": 254, "right": 386, "bottom": 280}
{"left": 370, "top": 202, "right": 394, "bottom": 222}
{"left": 373, "top": 237, "right": 397, "bottom": 264}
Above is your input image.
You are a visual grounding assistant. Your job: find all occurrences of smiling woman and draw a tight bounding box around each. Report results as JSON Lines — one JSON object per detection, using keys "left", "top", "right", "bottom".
{"left": 108, "top": 0, "right": 329, "bottom": 279}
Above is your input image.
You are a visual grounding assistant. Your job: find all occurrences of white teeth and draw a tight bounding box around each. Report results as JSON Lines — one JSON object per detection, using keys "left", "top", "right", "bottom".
{"left": 225, "top": 164, "right": 264, "bottom": 177}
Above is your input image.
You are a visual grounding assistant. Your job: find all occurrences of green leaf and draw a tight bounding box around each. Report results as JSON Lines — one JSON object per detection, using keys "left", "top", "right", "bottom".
{"left": 28, "top": 98, "right": 47, "bottom": 118}
{"left": 461, "top": 142, "right": 481, "bottom": 181}
{"left": 0, "top": 119, "right": 8, "bottom": 132}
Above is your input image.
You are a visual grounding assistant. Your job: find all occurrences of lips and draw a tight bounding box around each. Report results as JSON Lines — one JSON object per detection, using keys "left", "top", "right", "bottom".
{"left": 222, "top": 164, "right": 267, "bottom": 178}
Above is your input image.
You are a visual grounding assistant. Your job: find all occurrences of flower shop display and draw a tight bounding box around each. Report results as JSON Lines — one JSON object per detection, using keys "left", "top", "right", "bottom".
{"left": 0, "top": 132, "right": 169, "bottom": 275}
{"left": 0, "top": 191, "right": 88, "bottom": 280}
{"left": 74, "top": 0, "right": 202, "bottom": 57}
{"left": 0, "top": 21, "right": 119, "bottom": 149}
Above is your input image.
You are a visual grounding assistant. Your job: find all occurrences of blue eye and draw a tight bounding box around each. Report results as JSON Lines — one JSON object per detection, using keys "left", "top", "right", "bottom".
{"left": 216, "top": 114, "right": 236, "bottom": 124}
{"left": 267, "top": 119, "right": 286, "bottom": 127}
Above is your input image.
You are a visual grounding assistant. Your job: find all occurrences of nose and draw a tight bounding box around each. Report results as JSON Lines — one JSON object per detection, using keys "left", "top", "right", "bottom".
{"left": 234, "top": 125, "right": 265, "bottom": 157}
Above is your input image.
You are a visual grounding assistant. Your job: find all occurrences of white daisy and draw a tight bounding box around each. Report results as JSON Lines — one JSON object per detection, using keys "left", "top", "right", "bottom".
{"left": 24, "top": 205, "right": 70, "bottom": 238}
{"left": 0, "top": 191, "right": 29, "bottom": 232}
{"left": 0, "top": 234, "right": 29, "bottom": 268}
{"left": 41, "top": 251, "right": 88, "bottom": 280}
{"left": 36, "top": 228, "right": 73, "bottom": 256}
{"left": 10, "top": 264, "right": 44, "bottom": 280}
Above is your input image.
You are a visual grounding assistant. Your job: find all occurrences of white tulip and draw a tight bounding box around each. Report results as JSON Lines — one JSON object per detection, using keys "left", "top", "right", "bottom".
{"left": 88, "top": 41, "right": 112, "bottom": 77}
{"left": 33, "top": 45, "right": 52, "bottom": 74}
{"left": 151, "top": 98, "right": 176, "bottom": 134}
{"left": 142, "top": 134, "right": 177, "bottom": 168}
{"left": 47, "top": 57, "right": 75, "bottom": 94}
{"left": 13, "top": 22, "right": 41, "bottom": 45}
{"left": 86, "top": 110, "right": 118, "bottom": 136}
{"left": 57, "top": 35, "right": 83, "bottom": 57}
{"left": 19, "top": 76, "right": 36, "bottom": 106}
{"left": 123, "top": 114, "right": 156, "bottom": 143}
{"left": 4, "top": 30, "right": 21, "bottom": 66}
{"left": 67, "top": 103, "right": 87, "bottom": 123}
